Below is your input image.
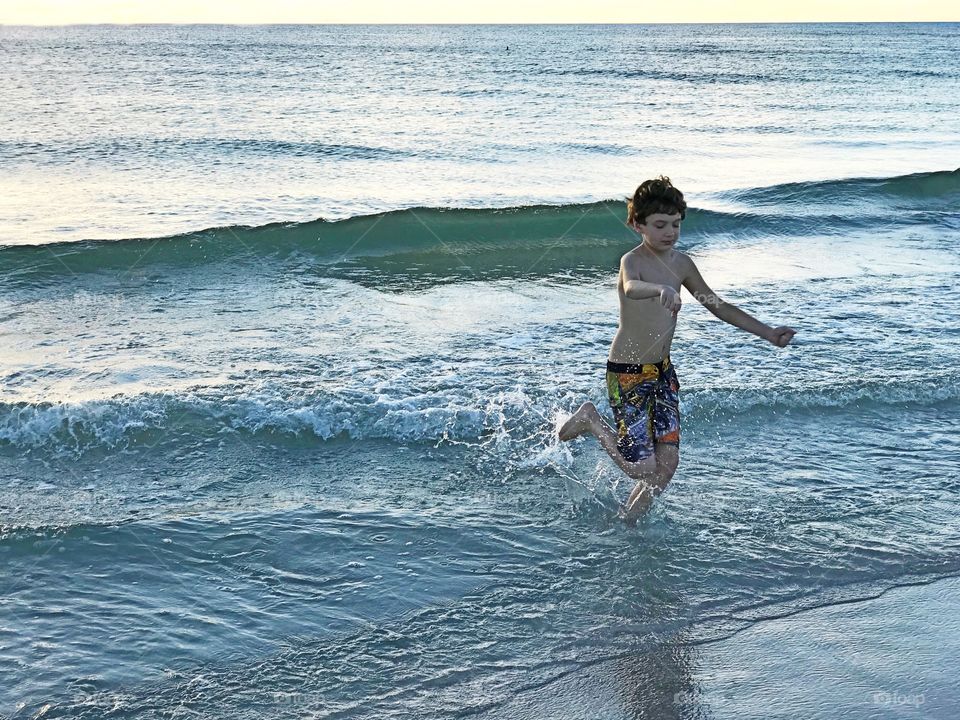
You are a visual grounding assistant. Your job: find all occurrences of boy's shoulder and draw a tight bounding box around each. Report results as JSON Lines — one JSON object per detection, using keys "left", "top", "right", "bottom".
{"left": 673, "top": 250, "right": 694, "bottom": 269}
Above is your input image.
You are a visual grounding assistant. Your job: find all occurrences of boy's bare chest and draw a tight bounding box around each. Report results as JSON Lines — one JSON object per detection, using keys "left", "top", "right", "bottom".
{"left": 624, "top": 255, "right": 683, "bottom": 291}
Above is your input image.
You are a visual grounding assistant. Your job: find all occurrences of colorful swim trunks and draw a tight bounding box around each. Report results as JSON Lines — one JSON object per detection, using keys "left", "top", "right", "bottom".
{"left": 606, "top": 357, "right": 681, "bottom": 463}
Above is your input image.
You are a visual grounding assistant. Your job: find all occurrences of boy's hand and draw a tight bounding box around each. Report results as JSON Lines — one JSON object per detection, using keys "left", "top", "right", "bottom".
{"left": 659, "top": 286, "right": 681, "bottom": 315}
{"left": 765, "top": 326, "right": 796, "bottom": 347}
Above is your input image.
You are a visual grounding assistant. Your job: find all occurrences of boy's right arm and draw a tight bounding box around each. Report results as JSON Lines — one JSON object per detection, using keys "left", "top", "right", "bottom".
{"left": 621, "top": 254, "right": 682, "bottom": 313}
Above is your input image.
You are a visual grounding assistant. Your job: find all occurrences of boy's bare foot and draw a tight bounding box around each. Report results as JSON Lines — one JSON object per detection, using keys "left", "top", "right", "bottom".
{"left": 558, "top": 402, "right": 599, "bottom": 442}
{"left": 618, "top": 482, "right": 658, "bottom": 525}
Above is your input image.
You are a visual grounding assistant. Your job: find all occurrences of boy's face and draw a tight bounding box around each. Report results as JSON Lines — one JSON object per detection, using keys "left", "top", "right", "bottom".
{"left": 634, "top": 212, "right": 682, "bottom": 252}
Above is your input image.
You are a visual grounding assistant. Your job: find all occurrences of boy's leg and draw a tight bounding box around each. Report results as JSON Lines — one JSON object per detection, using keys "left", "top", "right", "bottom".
{"left": 559, "top": 403, "right": 680, "bottom": 524}
{"left": 619, "top": 444, "right": 679, "bottom": 524}
{"left": 558, "top": 402, "right": 657, "bottom": 479}
{"left": 621, "top": 369, "right": 682, "bottom": 522}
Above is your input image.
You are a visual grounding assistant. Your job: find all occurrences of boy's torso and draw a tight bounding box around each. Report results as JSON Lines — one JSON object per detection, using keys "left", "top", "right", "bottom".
{"left": 609, "top": 247, "right": 686, "bottom": 365}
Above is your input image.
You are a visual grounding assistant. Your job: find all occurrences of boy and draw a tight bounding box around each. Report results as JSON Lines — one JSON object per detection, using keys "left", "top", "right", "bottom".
{"left": 558, "top": 176, "right": 796, "bottom": 525}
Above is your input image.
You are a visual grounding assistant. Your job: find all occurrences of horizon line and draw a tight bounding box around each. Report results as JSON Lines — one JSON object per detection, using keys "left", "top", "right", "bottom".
{"left": 2, "top": 20, "right": 959, "bottom": 27}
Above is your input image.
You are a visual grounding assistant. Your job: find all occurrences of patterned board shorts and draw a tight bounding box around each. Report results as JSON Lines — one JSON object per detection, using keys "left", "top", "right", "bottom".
{"left": 606, "top": 357, "right": 681, "bottom": 463}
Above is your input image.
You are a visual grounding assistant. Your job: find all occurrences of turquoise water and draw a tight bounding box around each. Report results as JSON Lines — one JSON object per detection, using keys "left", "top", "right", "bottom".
{"left": 2, "top": 23, "right": 960, "bottom": 720}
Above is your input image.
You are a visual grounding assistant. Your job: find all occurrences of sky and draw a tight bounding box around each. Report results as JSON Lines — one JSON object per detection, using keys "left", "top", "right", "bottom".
{"left": 1, "top": 0, "right": 957, "bottom": 24}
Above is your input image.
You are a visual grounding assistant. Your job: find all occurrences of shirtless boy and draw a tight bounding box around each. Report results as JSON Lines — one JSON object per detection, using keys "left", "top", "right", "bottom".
{"left": 558, "top": 176, "right": 796, "bottom": 525}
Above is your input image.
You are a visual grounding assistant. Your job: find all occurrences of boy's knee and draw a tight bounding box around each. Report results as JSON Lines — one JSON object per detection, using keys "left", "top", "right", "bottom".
{"left": 657, "top": 445, "right": 680, "bottom": 472}
{"left": 625, "top": 455, "right": 657, "bottom": 480}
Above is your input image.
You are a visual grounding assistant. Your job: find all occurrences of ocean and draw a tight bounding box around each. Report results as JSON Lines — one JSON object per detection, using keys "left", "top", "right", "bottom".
{"left": 2, "top": 22, "right": 959, "bottom": 719}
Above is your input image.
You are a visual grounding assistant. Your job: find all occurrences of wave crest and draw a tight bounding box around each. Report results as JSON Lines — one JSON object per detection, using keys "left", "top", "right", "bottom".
{"left": 3, "top": 169, "right": 956, "bottom": 288}
{"left": 4, "top": 373, "right": 957, "bottom": 457}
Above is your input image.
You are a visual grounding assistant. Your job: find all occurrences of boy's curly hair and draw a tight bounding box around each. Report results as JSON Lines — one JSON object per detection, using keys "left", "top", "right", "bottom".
{"left": 626, "top": 176, "right": 687, "bottom": 226}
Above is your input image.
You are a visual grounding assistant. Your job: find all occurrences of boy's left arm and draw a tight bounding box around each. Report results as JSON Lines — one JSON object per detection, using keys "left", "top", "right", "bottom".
{"left": 680, "top": 255, "right": 796, "bottom": 347}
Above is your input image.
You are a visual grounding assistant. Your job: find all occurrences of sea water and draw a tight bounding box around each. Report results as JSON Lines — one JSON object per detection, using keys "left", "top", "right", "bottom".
{"left": 1, "top": 23, "right": 959, "bottom": 719}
